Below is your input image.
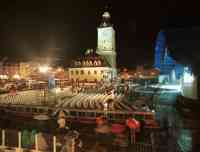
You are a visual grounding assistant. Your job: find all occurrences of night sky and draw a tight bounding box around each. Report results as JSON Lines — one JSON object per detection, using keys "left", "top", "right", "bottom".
{"left": 0, "top": 0, "right": 199, "bottom": 68}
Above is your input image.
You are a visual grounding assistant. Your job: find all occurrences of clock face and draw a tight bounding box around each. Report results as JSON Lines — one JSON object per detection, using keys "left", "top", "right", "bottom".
{"left": 98, "top": 27, "right": 113, "bottom": 50}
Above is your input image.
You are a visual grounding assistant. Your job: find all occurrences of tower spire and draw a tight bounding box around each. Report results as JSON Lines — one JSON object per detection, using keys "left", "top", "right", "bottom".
{"left": 100, "top": 11, "right": 112, "bottom": 27}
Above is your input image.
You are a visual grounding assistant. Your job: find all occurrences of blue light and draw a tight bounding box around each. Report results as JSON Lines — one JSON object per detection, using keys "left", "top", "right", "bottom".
{"left": 154, "top": 30, "right": 184, "bottom": 80}
{"left": 154, "top": 30, "right": 166, "bottom": 70}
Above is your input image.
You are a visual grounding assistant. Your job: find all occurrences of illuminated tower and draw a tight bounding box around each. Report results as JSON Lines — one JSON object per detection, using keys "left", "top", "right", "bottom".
{"left": 97, "top": 12, "right": 116, "bottom": 70}
{"left": 154, "top": 30, "right": 166, "bottom": 70}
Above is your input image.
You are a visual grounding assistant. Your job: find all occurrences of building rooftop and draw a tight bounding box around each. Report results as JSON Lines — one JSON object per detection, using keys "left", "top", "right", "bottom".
{"left": 71, "top": 49, "right": 110, "bottom": 68}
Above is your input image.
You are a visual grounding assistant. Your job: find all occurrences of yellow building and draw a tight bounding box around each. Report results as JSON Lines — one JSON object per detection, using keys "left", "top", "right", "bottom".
{"left": 69, "top": 11, "right": 117, "bottom": 83}
{"left": 68, "top": 50, "right": 113, "bottom": 82}
{"left": 19, "top": 62, "right": 39, "bottom": 79}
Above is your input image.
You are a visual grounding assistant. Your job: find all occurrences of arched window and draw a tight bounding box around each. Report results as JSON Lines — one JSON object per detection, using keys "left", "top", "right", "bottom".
{"left": 86, "top": 60, "right": 90, "bottom": 66}
{"left": 94, "top": 70, "right": 97, "bottom": 74}
{"left": 94, "top": 60, "right": 98, "bottom": 66}
{"left": 82, "top": 61, "right": 86, "bottom": 66}
{"left": 88, "top": 71, "right": 91, "bottom": 75}
{"left": 98, "top": 60, "right": 102, "bottom": 66}
{"left": 89, "top": 61, "right": 93, "bottom": 66}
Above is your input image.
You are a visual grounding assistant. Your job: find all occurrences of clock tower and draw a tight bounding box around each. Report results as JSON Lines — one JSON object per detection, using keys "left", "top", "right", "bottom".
{"left": 97, "top": 12, "right": 116, "bottom": 70}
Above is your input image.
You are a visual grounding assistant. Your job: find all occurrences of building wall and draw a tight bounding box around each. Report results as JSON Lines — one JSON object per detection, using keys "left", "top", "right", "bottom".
{"left": 3, "top": 63, "right": 20, "bottom": 77}
{"left": 181, "top": 70, "right": 198, "bottom": 100}
{"left": 97, "top": 19, "right": 116, "bottom": 69}
{"left": 68, "top": 67, "right": 113, "bottom": 82}
{"left": 19, "top": 62, "right": 39, "bottom": 79}
{"left": 19, "top": 62, "right": 31, "bottom": 79}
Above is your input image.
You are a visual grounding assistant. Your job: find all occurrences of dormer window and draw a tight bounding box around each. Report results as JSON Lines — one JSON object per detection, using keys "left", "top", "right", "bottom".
{"left": 89, "top": 61, "right": 93, "bottom": 66}
{"left": 94, "top": 60, "right": 98, "bottom": 66}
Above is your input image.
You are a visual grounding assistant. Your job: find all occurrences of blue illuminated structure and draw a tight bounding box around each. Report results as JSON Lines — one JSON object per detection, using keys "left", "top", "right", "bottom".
{"left": 161, "top": 49, "right": 176, "bottom": 74}
{"left": 154, "top": 30, "right": 166, "bottom": 70}
{"left": 154, "top": 30, "right": 184, "bottom": 80}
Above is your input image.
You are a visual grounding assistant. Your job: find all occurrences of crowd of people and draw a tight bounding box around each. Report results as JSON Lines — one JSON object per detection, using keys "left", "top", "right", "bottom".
{"left": 71, "top": 81, "right": 115, "bottom": 95}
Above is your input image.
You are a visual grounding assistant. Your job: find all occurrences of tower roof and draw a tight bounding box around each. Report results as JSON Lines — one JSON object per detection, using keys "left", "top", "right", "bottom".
{"left": 102, "top": 11, "right": 111, "bottom": 19}
{"left": 71, "top": 50, "right": 110, "bottom": 68}
{"left": 99, "top": 11, "right": 112, "bottom": 27}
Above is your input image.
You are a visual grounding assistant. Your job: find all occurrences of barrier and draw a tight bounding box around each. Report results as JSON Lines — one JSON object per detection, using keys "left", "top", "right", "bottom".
{"left": 0, "top": 129, "right": 60, "bottom": 152}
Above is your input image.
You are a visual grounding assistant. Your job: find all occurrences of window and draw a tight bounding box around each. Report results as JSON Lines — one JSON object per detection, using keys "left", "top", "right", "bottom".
{"left": 86, "top": 61, "right": 89, "bottom": 66}
{"left": 76, "top": 70, "right": 79, "bottom": 75}
{"left": 94, "top": 60, "right": 98, "bottom": 66}
{"left": 89, "top": 61, "right": 93, "bottom": 66}
{"left": 94, "top": 70, "right": 97, "bottom": 74}
{"left": 98, "top": 60, "right": 101, "bottom": 66}
{"left": 71, "top": 71, "right": 74, "bottom": 75}
{"left": 101, "top": 70, "right": 104, "bottom": 74}
{"left": 88, "top": 71, "right": 91, "bottom": 75}
{"left": 81, "top": 70, "right": 84, "bottom": 75}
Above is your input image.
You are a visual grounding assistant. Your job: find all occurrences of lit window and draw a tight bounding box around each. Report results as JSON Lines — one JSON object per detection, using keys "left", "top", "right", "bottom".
{"left": 94, "top": 60, "right": 98, "bottom": 66}
{"left": 89, "top": 61, "right": 93, "bottom": 66}
{"left": 86, "top": 61, "right": 89, "bottom": 66}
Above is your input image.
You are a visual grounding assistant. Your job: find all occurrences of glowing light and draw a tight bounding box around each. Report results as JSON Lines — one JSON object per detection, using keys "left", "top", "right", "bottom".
{"left": 56, "top": 67, "right": 63, "bottom": 72}
{"left": 98, "top": 27, "right": 113, "bottom": 50}
{"left": 0, "top": 75, "right": 8, "bottom": 79}
{"left": 151, "top": 84, "right": 182, "bottom": 92}
{"left": 39, "top": 65, "right": 50, "bottom": 73}
{"left": 102, "top": 12, "right": 111, "bottom": 18}
{"left": 183, "top": 72, "right": 194, "bottom": 83}
{"left": 13, "top": 74, "right": 20, "bottom": 80}
{"left": 103, "top": 102, "right": 108, "bottom": 110}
